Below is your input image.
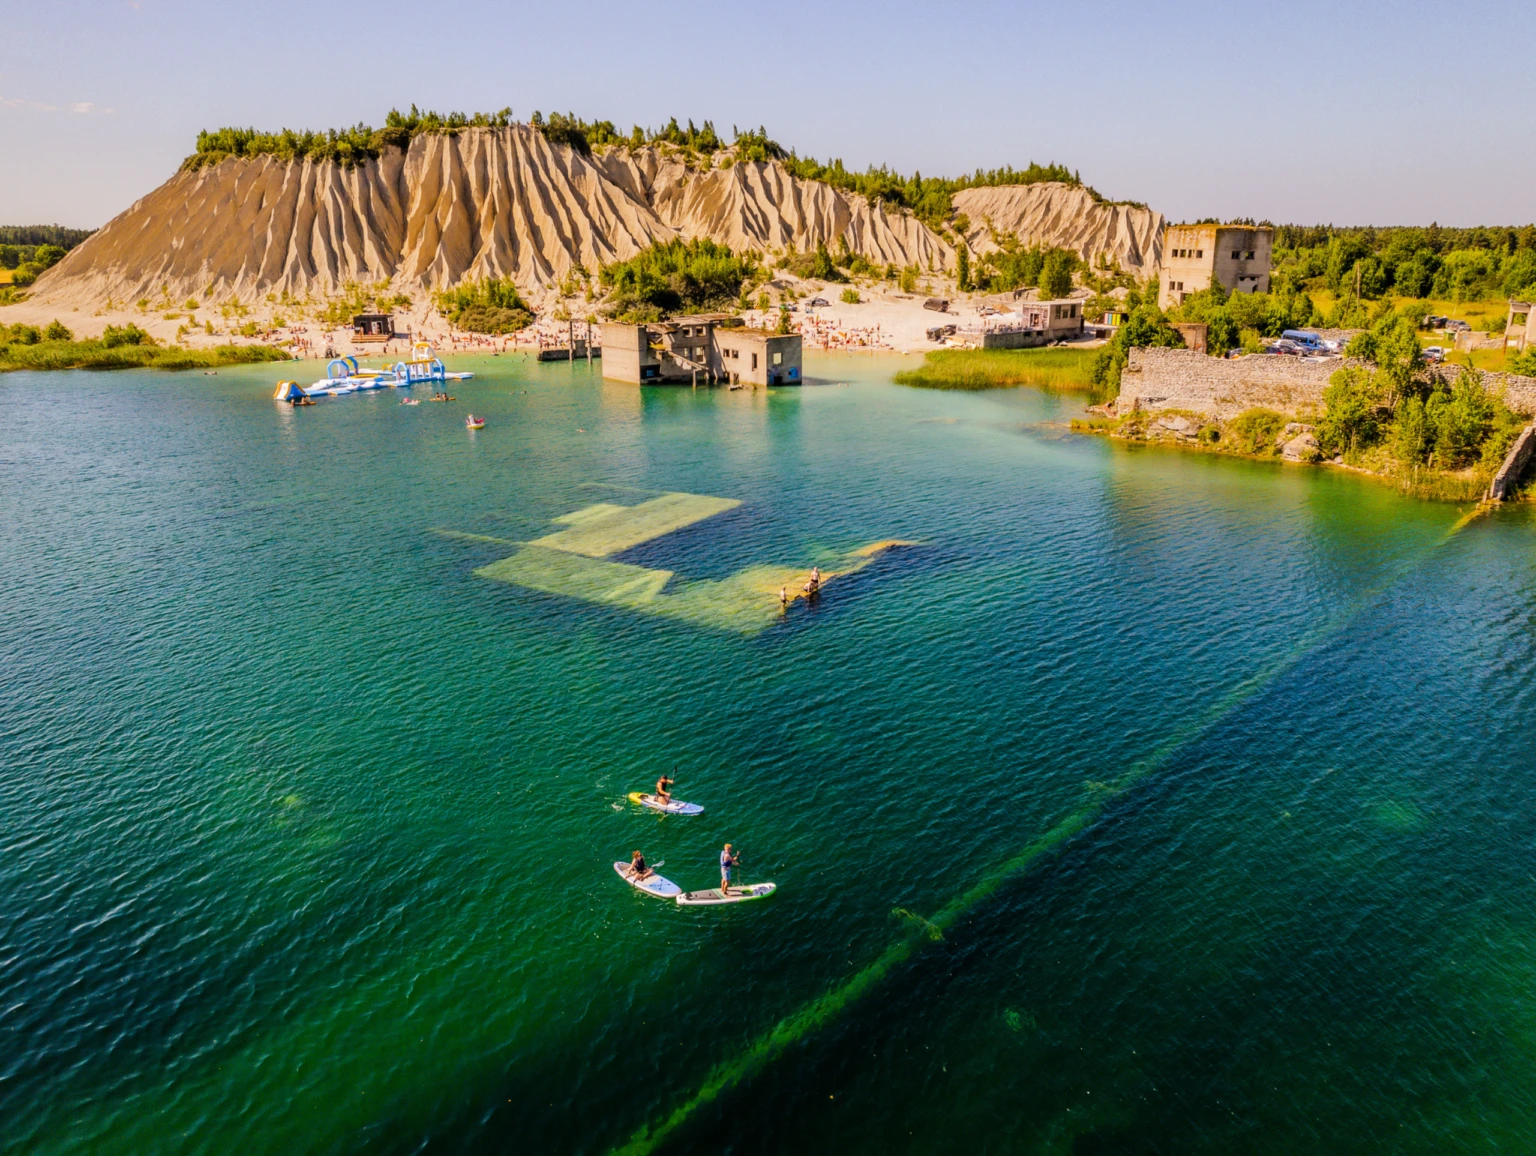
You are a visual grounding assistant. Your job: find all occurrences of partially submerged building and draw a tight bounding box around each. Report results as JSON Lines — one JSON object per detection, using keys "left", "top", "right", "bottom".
{"left": 601, "top": 315, "right": 803, "bottom": 386}
{"left": 1158, "top": 224, "right": 1273, "bottom": 309}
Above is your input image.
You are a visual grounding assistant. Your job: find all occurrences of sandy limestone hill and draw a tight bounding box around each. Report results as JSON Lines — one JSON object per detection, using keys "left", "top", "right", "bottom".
{"left": 32, "top": 125, "right": 1164, "bottom": 309}
{"left": 953, "top": 184, "right": 1163, "bottom": 271}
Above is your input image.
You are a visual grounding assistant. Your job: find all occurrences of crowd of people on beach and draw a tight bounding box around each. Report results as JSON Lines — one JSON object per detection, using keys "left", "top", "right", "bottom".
{"left": 795, "top": 313, "right": 891, "bottom": 351}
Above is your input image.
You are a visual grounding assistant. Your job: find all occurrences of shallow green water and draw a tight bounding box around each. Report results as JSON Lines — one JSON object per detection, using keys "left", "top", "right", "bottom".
{"left": 4, "top": 355, "right": 1536, "bottom": 1154}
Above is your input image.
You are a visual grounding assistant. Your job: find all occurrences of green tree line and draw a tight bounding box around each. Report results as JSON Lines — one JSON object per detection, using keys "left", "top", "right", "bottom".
{"left": 1, "top": 242, "right": 70, "bottom": 285}
{"left": 181, "top": 112, "right": 1111, "bottom": 232}
{"left": 1, "top": 321, "right": 285, "bottom": 372}
{"left": 599, "top": 239, "right": 758, "bottom": 322}
{"left": 0, "top": 225, "right": 93, "bottom": 248}
{"left": 1270, "top": 222, "right": 1536, "bottom": 303}
{"left": 433, "top": 277, "right": 535, "bottom": 334}
{"left": 1316, "top": 306, "right": 1524, "bottom": 474}
{"left": 183, "top": 106, "right": 518, "bottom": 170}
{"left": 1167, "top": 279, "right": 1322, "bottom": 356}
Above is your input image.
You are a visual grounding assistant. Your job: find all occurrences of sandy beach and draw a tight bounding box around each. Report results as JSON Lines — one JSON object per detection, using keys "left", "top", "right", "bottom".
{"left": 1, "top": 275, "right": 1105, "bottom": 364}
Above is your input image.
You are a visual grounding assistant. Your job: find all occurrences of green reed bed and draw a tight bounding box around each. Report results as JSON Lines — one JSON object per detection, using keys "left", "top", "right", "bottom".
{"left": 0, "top": 339, "right": 288, "bottom": 373}
{"left": 893, "top": 347, "right": 1098, "bottom": 391}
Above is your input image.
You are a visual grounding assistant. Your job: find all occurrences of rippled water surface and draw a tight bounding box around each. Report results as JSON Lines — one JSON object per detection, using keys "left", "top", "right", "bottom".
{"left": 5, "top": 355, "right": 1536, "bottom": 1154}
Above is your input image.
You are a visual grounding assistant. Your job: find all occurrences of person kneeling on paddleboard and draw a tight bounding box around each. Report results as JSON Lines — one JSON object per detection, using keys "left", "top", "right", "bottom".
{"left": 720, "top": 843, "right": 741, "bottom": 895}
{"left": 655, "top": 773, "right": 675, "bottom": 805}
{"left": 628, "top": 850, "right": 654, "bottom": 882}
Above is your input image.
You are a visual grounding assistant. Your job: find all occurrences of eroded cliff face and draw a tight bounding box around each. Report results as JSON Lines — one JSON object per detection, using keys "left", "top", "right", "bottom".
{"left": 953, "top": 183, "right": 1164, "bottom": 273}
{"left": 33, "top": 125, "right": 1163, "bottom": 307}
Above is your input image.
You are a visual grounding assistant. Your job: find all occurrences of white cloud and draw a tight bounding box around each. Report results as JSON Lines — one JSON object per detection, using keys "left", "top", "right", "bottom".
{"left": 0, "top": 95, "right": 115, "bottom": 114}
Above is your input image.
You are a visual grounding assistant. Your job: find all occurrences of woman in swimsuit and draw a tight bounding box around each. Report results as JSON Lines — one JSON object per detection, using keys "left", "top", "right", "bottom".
{"left": 629, "top": 850, "right": 654, "bottom": 881}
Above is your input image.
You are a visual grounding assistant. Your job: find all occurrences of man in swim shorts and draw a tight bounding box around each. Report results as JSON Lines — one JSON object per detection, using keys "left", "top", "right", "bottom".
{"left": 720, "top": 843, "right": 740, "bottom": 894}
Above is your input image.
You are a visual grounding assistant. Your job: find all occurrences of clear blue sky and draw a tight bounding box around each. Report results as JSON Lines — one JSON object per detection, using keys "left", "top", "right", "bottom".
{"left": 3, "top": 0, "right": 1532, "bottom": 229}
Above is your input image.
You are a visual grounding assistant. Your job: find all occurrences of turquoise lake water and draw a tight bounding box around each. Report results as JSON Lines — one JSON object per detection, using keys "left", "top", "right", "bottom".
{"left": 4, "top": 354, "right": 1536, "bottom": 1154}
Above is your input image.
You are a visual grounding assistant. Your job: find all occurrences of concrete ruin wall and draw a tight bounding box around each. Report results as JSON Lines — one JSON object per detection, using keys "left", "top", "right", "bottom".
{"left": 1119, "top": 348, "right": 1341, "bottom": 418}
{"left": 1426, "top": 364, "right": 1536, "bottom": 415}
{"left": 981, "top": 330, "right": 1049, "bottom": 350}
{"left": 1119, "top": 347, "right": 1536, "bottom": 419}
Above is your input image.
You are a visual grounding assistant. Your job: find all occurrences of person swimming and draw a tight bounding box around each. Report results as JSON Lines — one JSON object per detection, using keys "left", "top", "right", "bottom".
{"left": 628, "top": 850, "right": 654, "bottom": 881}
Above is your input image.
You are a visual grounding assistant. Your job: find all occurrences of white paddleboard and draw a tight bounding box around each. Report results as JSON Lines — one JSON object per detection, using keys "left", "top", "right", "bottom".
{"left": 628, "top": 792, "right": 704, "bottom": 816}
{"left": 613, "top": 861, "right": 681, "bottom": 898}
{"left": 676, "top": 882, "right": 777, "bottom": 906}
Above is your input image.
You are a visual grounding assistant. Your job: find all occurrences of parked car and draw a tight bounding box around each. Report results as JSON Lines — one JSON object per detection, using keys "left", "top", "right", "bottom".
{"left": 1281, "top": 329, "right": 1324, "bottom": 351}
{"left": 1424, "top": 346, "right": 1445, "bottom": 363}
{"left": 807, "top": 297, "right": 830, "bottom": 307}
{"left": 978, "top": 306, "right": 999, "bottom": 316}
{"left": 1445, "top": 319, "right": 1471, "bottom": 332}
{"left": 1267, "top": 339, "right": 1300, "bottom": 355}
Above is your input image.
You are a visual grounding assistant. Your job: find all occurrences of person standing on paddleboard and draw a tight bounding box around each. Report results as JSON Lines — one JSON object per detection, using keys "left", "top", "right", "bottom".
{"left": 720, "top": 843, "right": 741, "bottom": 895}
{"left": 628, "top": 850, "right": 654, "bottom": 881}
{"left": 655, "top": 772, "right": 675, "bottom": 805}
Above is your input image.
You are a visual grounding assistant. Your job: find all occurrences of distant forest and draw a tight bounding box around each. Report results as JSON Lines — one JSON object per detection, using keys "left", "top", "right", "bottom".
{"left": 0, "top": 225, "right": 94, "bottom": 250}
{"left": 0, "top": 225, "right": 95, "bottom": 286}
{"left": 1267, "top": 223, "right": 1536, "bottom": 302}
{"left": 181, "top": 108, "right": 1120, "bottom": 230}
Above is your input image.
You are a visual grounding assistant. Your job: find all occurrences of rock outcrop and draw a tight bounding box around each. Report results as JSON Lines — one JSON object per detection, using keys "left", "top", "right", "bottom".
{"left": 32, "top": 125, "right": 1165, "bottom": 309}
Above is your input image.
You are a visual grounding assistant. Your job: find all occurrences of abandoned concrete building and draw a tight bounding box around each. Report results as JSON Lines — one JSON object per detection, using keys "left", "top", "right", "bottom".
{"left": 1158, "top": 224, "right": 1273, "bottom": 309}
{"left": 1507, "top": 300, "right": 1533, "bottom": 354}
{"left": 600, "top": 316, "right": 803, "bottom": 386}
{"left": 980, "top": 299, "right": 1086, "bottom": 348}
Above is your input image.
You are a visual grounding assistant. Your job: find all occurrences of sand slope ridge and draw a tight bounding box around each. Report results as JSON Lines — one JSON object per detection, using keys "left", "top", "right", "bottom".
{"left": 954, "top": 183, "right": 1164, "bottom": 272}
{"left": 30, "top": 125, "right": 1163, "bottom": 310}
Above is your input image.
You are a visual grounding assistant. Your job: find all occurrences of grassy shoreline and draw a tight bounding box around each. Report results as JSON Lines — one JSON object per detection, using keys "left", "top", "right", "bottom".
{"left": 0, "top": 339, "right": 288, "bottom": 373}
{"left": 1070, "top": 412, "right": 1508, "bottom": 503}
{"left": 893, "top": 347, "right": 1098, "bottom": 391}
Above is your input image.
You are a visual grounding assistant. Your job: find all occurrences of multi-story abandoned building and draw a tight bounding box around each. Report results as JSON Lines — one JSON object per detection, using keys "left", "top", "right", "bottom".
{"left": 1158, "top": 224, "right": 1273, "bottom": 309}
{"left": 601, "top": 315, "right": 803, "bottom": 386}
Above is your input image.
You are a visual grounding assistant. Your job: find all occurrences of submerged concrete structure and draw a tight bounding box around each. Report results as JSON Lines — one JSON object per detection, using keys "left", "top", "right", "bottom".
{"left": 600, "top": 315, "right": 803, "bottom": 386}
{"left": 1158, "top": 224, "right": 1272, "bottom": 309}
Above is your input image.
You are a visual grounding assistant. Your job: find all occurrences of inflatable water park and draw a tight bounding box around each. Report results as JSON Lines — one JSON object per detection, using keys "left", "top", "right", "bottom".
{"left": 272, "top": 343, "right": 473, "bottom": 402}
